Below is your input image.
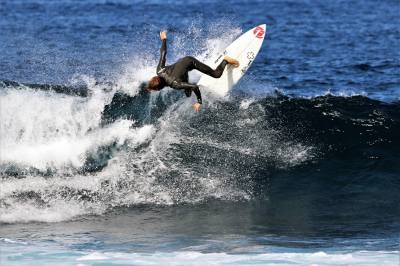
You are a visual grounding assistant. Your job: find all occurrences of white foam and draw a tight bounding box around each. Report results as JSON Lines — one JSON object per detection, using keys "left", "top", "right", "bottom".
{"left": 0, "top": 200, "right": 96, "bottom": 224}
{"left": 239, "top": 98, "right": 255, "bottom": 110}
{"left": 0, "top": 124, "right": 155, "bottom": 223}
{"left": 2, "top": 120, "right": 136, "bottom": 169}
{"left": 1, "top": 237, "right": 398, "bottom": 266}
{"left": 74, "top": 250, "right": 399, "bottom": 266}
{"left": 0, "top": 78, "right": 115, "bottom": 171}
{"left": 0, "top": 238, "right": 28, "bottom": 245}
{"left": 77, "top": 252, "right": 110, "bottom": 260}
{"left": 115, "top": 54, "right": 156, "bottom": 96}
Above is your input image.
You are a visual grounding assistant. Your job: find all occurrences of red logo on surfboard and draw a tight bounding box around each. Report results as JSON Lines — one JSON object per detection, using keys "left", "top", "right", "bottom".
{"left": 253, "top": 26, "right": 265, "bottom": 39}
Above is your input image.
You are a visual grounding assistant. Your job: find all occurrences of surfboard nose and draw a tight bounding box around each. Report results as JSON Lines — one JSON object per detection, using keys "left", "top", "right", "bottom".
{"left": 257, "top": 24, "right": 267, "bottom": 33}
{"left": 253, "top": 24, "right": 266, "bottom": 39}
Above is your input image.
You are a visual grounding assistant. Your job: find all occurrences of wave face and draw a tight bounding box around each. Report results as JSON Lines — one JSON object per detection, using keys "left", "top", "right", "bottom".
{"left": 1, "top": 80, "right": 399, "bottom": 225}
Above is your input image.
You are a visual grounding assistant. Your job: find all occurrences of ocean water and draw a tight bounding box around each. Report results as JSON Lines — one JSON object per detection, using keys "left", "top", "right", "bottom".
{"left": 1, "top": 0, "right": 400, "bottom": 265}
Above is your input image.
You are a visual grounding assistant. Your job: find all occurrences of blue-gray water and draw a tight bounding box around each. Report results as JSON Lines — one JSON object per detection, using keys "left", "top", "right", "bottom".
{"left": 1, "top": 0, "right": 399, "bottom": 265}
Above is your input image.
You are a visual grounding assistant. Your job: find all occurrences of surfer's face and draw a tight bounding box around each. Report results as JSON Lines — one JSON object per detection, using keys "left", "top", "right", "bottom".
{"left": 146, "top": 76, "right": 165, "bottom": 92}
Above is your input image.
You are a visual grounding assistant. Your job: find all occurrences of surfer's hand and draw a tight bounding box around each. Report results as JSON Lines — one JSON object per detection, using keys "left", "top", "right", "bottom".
{"left": 193, "top": 103, "right": 202, "bottom": 112}
{"left": 160, "top": 31, "right": 167, "bottom": 40}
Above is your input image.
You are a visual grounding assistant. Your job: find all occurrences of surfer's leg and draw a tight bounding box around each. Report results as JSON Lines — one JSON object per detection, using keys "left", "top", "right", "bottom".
{"left": 190, "top": 57, "right": 228, "bottom": 78}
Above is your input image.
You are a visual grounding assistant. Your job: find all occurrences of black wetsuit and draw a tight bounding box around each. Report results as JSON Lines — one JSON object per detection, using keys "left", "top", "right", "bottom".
{"left": 156, "top": 39, "right": 228, "bottom": 104}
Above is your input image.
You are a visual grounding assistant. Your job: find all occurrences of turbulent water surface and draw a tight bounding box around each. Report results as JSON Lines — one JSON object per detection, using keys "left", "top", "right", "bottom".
{"left": 1, "top": 0, "right": 400, "bottom": 265}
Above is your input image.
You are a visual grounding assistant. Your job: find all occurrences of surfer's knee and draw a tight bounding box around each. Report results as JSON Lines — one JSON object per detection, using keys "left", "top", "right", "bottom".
{"left": 211, "top": 64, "right": 226, "bottom": 78}
{"left": 212, "top": 69, "right": 224, "bottom": 78}
{"left": 212, "top": 59, "right": 230, "bottom": 78}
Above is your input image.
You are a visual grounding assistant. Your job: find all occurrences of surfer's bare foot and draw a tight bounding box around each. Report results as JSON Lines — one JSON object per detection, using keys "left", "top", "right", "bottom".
{"left": 224, "top": 56, "right": 240, "bottom": 67}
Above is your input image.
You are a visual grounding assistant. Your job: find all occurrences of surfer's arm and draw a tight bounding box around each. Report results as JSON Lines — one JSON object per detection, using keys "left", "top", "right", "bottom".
{"left": 172, "top": 81, "right": 202, "bottom": 104}
{"left": 192, "top": 86, "right": 202, "bottom": 105}
{"left": 157, "top": 33, "right": 167, "bottom": 72}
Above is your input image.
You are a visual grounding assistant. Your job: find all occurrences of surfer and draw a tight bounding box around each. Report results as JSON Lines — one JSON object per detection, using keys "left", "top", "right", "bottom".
{"left": 146, "top": 31, "right": 239, "bottom": 112}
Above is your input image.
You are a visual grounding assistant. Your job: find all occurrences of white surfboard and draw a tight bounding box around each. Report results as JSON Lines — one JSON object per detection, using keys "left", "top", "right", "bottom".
{"left": 198, "top": 24, "right": 266, "bottom": 97}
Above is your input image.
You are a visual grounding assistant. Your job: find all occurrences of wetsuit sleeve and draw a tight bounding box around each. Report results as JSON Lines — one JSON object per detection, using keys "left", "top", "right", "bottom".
{"left": 172, "top": 81, "right": 202, "bottom": 104}
{"left": 192, "top": 86, "right": 202, "bottom": 105}
{"left": 157, "top": 39, "right": 167, "bottom": 73}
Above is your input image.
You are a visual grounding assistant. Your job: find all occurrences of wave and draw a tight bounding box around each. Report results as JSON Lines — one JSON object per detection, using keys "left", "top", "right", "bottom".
{"left": 1, "top": 78, "right": 399, "bottom": 223}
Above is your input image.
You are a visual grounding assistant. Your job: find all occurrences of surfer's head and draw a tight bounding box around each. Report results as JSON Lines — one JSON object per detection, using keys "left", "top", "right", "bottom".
{"left": 146, "top": 76, "right": 165, "bottom": 92}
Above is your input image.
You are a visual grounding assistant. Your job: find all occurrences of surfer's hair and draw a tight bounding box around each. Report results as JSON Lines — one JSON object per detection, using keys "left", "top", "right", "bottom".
{"left": 146, "top": 76, "right": 165, "bottom": 91}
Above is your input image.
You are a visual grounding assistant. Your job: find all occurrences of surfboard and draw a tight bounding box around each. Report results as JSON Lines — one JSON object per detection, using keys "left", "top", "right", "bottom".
{"left": 198, "top": 24, "right": 266, "bottom": 97}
